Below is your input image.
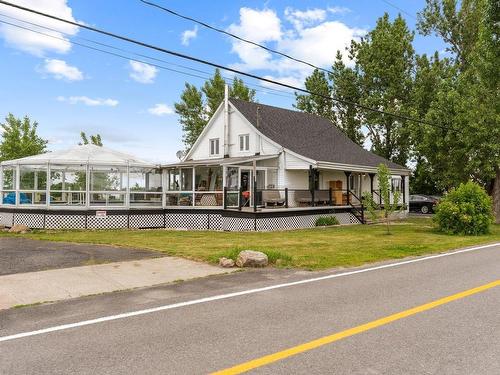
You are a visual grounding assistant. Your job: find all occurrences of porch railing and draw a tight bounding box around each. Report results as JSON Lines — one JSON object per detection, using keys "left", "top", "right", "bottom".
{"left": 225, "top": 188, "right": 364, "bottom": 210}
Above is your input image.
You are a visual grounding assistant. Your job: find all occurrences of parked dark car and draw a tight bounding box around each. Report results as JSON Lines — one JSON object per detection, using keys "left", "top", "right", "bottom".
{"left": 409, "top": 194, "right": 438, "bottom": 214}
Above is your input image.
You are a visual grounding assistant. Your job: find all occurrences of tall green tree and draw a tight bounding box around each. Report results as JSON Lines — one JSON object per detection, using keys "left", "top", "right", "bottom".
{"left": 0, "top": 114, "right": 47, "bottom": 162}
{"left": 350, "top": 13, "right": 415, "bottom": 165}
{"left": 79, "top": 131, "right": 103, "bottom": 146}
{"left": 329, "top": 51, "right": 364, "bottom": 145}
{"left": 295, "top": 69, "right": 335, "bottom": 122}
{"left": 295, "top": 54, "right": 364, "bottom": 146}
{"left": 175, "top": 69, "right": 256, "bottom": 150}
{"left": 416, "top": 0, "right": 499, "bottom": 221}
{"left": 417, "top": 0, "right": 482, "bottom": 70}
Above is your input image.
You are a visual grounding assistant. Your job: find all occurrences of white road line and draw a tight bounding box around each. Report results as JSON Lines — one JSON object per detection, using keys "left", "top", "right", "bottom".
{"left": 1, "top": 242, "right": 498, "bottom": 343}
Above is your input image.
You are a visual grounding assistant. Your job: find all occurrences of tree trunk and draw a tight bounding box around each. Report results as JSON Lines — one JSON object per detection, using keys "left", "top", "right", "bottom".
{"left": 492, "top": 168, "right": 500, "bottom": 224}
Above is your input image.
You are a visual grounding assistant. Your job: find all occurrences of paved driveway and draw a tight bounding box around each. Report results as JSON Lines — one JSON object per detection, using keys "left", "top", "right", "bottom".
{"left": 0, "top": 238, "right": 162, "bottom": 275}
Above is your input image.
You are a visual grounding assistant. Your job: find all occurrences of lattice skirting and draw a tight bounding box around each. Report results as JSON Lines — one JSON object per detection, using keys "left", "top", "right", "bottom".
{"left": 256, "top": 212, "right": 359, "bottom": 231}
{"left": 0, "top": 210, "right": 360, "bottom": 231}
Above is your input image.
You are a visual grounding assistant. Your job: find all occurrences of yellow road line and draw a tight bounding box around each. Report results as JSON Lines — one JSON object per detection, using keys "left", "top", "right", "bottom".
{"left": 211, "top": 280, "right": 500, "bottom": 375}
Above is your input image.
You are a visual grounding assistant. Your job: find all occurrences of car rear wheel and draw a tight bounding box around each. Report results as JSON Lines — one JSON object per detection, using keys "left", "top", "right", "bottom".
{"left": 421, "top": 205, "right": 429, "bottom": 214}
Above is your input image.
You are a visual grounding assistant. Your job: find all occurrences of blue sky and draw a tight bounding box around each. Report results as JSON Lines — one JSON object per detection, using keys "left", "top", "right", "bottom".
{"left": 0, "top": 0, "right": 445, "bottom": 162}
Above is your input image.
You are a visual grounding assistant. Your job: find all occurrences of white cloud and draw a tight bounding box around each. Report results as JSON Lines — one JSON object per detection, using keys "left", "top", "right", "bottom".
{"left": 57, "top": 96, "right": 118, "bottom": 107}
{"left": 0, "top": 0, "right": 80, "bottom": 56}
{"left": 327, "top": 6, "right": 351, "bottom": 15}
{"left": 41, "top": 59, "right": 83, "bottom": 81}
{"left": 284, "top": 8, "right": 327, "bottom": 30}
{"left": 181, "top": 25, "right": 198, "bottom": 46}
{"left": 148, "top": 103, "right": 174, "bottom": 116}
{"left": 129, "top": 61, "right": 158, "bottom": 84}
{"left": 227, "top": 7, "right": 365, "bottom": 88}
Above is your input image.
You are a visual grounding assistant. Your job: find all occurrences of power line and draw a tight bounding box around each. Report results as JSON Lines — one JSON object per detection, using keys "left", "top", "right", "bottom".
{"left": 0, "top": 14, "right": 296, "bottom": 100}
{"left": 380, "top": 0, "right": 417, "bottom": 20}
{"left": 0, "top": 0, "right": 448, "bottom": 130}
{"left": 139, "top": 0, "right": 333, "bottom": 75}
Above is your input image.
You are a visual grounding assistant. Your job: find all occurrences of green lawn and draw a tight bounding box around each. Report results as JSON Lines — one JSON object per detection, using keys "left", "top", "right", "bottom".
{"left": 3, "top": 218, "right": 499, "bottom": 270}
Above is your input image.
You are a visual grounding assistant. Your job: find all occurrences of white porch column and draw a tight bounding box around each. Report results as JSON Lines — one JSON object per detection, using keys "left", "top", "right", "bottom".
{"left": 85, "top": 162, "right": 90, "bottom": 208}
{"left": 192, "top": 166, "right": 196, "bottom": 206}
{"left": 46, "top": 162, "right": 51, "bottom": 209}
{"left": 126, "top": 162, "right": 130, "bottom": 209}
{"left": 15, "top": 163, "right": 20, "bottom": 207}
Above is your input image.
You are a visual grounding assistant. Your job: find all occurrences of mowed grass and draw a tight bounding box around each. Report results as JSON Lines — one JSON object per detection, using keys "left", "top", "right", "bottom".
{"left": 3, "top": 217, "right": 499, "bottom": 270}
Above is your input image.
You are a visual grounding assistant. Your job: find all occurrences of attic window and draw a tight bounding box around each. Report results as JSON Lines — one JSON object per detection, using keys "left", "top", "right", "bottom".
{"left": 239, "top": 134, "right": 249, "bottom": 151}
{"left": 209, "top": 138, "right": 219, "bottom": 156}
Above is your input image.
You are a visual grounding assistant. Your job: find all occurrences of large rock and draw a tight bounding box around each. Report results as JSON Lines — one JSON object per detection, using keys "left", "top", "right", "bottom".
{"left": 236, "top": 250, "right": 268, "bottom": 268}
{"left": 219, "top": 257, "right": 235, "bottom": 268}
{"left": 9, "top": 224, "right": 30, "bottom": 233}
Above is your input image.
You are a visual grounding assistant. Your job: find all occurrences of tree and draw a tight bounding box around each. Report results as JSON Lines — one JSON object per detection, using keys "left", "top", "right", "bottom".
{"left": 350, "top": 13, "right": 415, "bottom": 165}
{"left": 295, "top": 54, "right": 364, "bottom": 146}
{"left": 363, "top": 163, "right": 403, "bottom": 234}
{"left": 79, "top": 131, "right": 103, "bottom": 146}
{"left": 329, "top": 51, "right": 364, "bottom": 145}
{"left": 417, "top": 0, "right": 482, "bottom": 70}
{"left": 175, "top": 69, "right": 256, "bottom": 150}
{"left": 0, "top": 113, "right": 47, "bottom": 162}
{"left": 416, "top": 0, "right": 500, "bottom": 221}
{"left": 295, "top": 69, "right": 335, "bottom": 122}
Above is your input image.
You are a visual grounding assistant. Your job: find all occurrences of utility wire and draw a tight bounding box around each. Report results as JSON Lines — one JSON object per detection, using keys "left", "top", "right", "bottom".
{"left": 380, "top": 0, "right": 417, "bottom": 20}
{"left": 139, "top": 0, "right": 333, "bottom": 75}
{"left": 0, "top": 0, "right": 448, "bottom": 130}
{"left": 0, "top": 13, "right": 296, "bottom": 99}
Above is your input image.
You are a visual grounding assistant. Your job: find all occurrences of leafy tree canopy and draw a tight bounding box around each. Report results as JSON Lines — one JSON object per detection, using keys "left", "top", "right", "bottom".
{"left": 0, "top": 113, "right": 47, "bottom": 162}
{"left": 175, "top": 69, "right": 256, "bottom": 150}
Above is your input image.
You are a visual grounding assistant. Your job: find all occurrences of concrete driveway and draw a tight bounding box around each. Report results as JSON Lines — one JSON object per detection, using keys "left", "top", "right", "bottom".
{"left": 0, "top": 237, "right": 163, "bottom": 275}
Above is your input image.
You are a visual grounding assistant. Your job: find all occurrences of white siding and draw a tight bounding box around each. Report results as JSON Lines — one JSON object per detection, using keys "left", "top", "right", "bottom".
{"left": 189, "top": 111, "right": 225, "bottom": 160}
{"left": 283, "top": 170, "right": 308, "bottom": 189}
{"left": 284, "top": 151, "right": 311, "bottom": 170}
{"left": 188, "top": 102, "right": 281, "bottom": 160}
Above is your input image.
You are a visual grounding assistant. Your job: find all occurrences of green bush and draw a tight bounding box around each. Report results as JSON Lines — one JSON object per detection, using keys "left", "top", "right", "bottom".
{"left": 434, "top": 181, "right": 493, "bottom": 235}
{"left": 315, "top": 216, "right": 340, "bottom": 226}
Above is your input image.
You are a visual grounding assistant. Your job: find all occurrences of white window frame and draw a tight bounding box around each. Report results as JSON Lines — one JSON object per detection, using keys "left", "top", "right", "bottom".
{"left": 209, "top": 138, "right": 220, "bottom": 156}
{"left": 239, "top": 134, "right": 250, "bottom": 152}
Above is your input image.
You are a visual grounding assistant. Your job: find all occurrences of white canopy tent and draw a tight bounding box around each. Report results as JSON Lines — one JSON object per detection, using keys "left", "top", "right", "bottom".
{"left": 0, "top": 144, "right": 162, "bottom": 209}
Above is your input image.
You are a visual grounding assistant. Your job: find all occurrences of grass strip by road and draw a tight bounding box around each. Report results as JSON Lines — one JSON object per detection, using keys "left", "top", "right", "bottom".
{"left": 1, "top": 217, "right": 499, "bottom": 270}
{"left": 211, "top": 279, "right": 500, "bottom": 375}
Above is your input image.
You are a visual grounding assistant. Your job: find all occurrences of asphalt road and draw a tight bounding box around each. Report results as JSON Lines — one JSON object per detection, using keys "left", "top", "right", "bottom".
{"left": 0, "top": 238, "right": 162, "bottom": 275}
{"left": 1, "top": 243, "right": 499, "bottom": 374}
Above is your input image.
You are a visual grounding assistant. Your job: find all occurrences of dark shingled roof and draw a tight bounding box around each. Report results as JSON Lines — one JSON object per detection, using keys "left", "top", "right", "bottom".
{"left": 230, "top": 98, "right": 407, "bottom": 170}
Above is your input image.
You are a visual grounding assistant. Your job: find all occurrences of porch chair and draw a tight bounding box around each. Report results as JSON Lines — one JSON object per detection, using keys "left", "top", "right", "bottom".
{"left": 294, "top": 190, "right": 313, "bottom": 206}
{"left": 262, "top": 190, "right": 285, "bottom": 207}
{"left": 314, "top": 190, "right": 331, "bottom": 205}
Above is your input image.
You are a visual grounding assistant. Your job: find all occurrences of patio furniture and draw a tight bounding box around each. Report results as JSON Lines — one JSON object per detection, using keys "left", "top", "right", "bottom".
{"left": 314, "top": 190, "right": 330, "bottom": 205}
{"left": 262, "top": 190, "right": 285, "bottom": 207}
{"left": 294, "top": 190, "right": 313, "bottom": 206}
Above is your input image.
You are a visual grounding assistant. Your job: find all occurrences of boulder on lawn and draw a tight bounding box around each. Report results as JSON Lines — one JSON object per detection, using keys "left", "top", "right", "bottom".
{"left": 9, "top": 224, "right": 30, "bottom": 233}
{"left": 236, "top": 250, "right": 268, "bottom": 268}
{"left": 219, "top": 257, "right": 235, "bottom": 268}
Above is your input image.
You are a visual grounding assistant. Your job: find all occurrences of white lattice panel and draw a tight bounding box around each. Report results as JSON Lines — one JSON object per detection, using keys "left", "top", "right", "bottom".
{"left": 14, "top": 213, "right": 45, "bottom": 229}
{"left": 208, "top": 213, "right": 223, "bottom": 231}
{"left": 222, "top": 216, "right": 255, "bottom": 231}
{"left": 87, "top": 215, "right": 128, "bottom": 229}
{"left": 46, "top": 214, "right": 86, "bottom": 229}
{"left": 165, "top": 213, "right": 209, "bottom": 230}
{"left": 129, "top": 214, "right": 164, "bottom": 228}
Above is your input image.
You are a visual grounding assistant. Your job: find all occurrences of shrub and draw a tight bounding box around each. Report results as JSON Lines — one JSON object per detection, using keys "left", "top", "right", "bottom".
{"left": 315, "top": 216, "right": 339, "bottom": 226}
{"left": 433, "top": 181, "right": 493, "bottom": 235}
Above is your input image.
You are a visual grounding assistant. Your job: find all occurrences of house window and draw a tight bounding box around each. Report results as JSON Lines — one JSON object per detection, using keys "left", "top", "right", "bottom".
{"left": 239, "top": 134, "right": 250, "bottom": 151}
{"left": 391, "top": 178, "right": 401, "bottom": 192}
{"left": 209, "top": 138, "right": 219, "bottom": 156}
